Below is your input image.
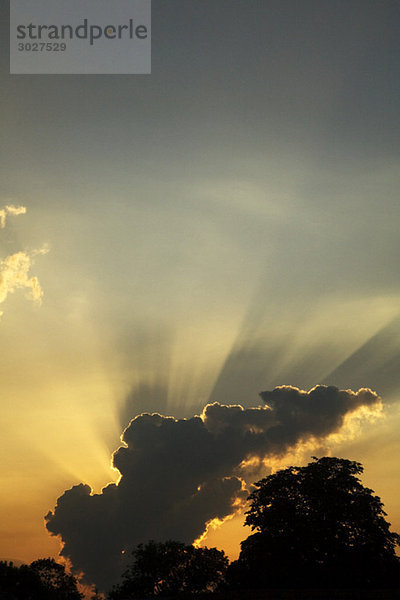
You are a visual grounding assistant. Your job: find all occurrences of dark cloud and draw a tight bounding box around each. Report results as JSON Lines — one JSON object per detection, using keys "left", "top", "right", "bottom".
{"left": 46, "top": 385, "right": 380, "bottom": 592}
{"left": 260, "top": 386, "right": 379, "bottom": 450}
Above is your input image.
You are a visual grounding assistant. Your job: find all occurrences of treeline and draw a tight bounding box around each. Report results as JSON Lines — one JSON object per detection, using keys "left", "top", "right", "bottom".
{"left": 0, "top": 558, "right": 86, "bottom": 600}
{"left": 109, "top": 458, "right": 400, "bottom": 598}
{"left": 2, "top": 458, "right": 400, "bottom": 600}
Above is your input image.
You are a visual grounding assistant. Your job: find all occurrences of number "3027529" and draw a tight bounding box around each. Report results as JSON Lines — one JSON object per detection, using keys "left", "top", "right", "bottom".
{"left": 18, "top": 42, "right": 67, "bottom": 51}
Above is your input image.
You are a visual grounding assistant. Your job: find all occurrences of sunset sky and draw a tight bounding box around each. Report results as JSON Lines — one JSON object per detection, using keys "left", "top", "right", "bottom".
{"left": 1, "top": 0, "right": 400, "bottom": 593}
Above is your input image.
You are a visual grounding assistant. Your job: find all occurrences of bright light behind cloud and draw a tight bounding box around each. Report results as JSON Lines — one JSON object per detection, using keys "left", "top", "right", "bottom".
{"left": 197, "top": 393, "right": 385, "bottom": 559}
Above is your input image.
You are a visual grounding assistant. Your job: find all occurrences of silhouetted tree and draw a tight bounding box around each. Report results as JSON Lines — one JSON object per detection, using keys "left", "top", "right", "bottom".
{"left": 30, "top": 558, "right": 83, "bottom": 599}
{"left": 0, "top": 559, "right": 82, "bottom": 600}
{"left": 108, "top": 540, "right": 228, "bottom": 599}
{"left": 0, "top": 561, "right": 44, "bottom": 599}
{"left": 228, "top": 457, "right": 400, "bottom": 590}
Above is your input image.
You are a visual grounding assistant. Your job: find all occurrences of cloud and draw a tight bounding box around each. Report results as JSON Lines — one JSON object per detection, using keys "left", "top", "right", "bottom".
{"left": 0, "top": 205, "right": 48, "bottom": 317}
{"left": 45, "top": 385, "right": 381, "bottom": 592}
{"left": 0, "top": 204, "right": 26, "bottom": 228}
{"left": 0, "top": 251, "right": 45, "bottom": 312}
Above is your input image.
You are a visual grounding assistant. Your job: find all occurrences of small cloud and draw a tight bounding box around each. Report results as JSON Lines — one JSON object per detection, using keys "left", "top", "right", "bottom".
{"left": 0, "top": 251, "right": 44, "bottom": 308}
{"left": 0, "top": 205, "right": 48, "bottom": 317}
{"left": 0, "top": 204, "right": 27, "bottom": 228}
{"left": 32, "top": 244, "right": 50, "bottom": 257}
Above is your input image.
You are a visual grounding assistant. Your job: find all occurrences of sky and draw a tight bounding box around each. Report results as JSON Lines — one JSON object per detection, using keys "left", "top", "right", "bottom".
{"left": 1, "top": 0, "right": 400, "bottom": 593}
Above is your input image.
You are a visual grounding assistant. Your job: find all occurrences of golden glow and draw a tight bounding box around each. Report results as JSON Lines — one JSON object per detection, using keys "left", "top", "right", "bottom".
{"left": 196, "top": 398, "right": 386, "bottom": 558}
{"left": 0, "top": 202, "right": 399, "bottom": 573}
{"left": 323, "top": 396, "right": 384, "bottom": 448}
{"left": 238, "top": 456, "right": 262, "bottom": 470}
{"left": 193, "top": 478, "right": 248, "bottom": 553}
{"left": 194, "top": 513, "right": 247, "bottom": 561}
{"left": 193, "top": 516, "right": 235, "bottom": 549}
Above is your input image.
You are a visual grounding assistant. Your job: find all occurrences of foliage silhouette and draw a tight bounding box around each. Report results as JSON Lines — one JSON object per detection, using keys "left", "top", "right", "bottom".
{"left": 0, "top": 561, "right": 44, "bottom": 600}
{"left": 0, "top": 559, "right": 82, "bottom": 600}
{"left": 30, "top": 558, "right": 83, "bottom": 599}
{"left": 108, "top": 540, "right": 228, "bottom": 599}
{"left": 228, "top": 457, "right": 400, "bottom": 590}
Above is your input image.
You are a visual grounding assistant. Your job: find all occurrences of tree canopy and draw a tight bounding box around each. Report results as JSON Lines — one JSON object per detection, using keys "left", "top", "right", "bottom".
{"left": 228, "top": 457, "right": 400, "bottom": 589}
{"left": 30, "top": 559, "right": 83, "bottom": 599}
{"left": 0, "top": 558, "right": 83, "bottom": 600}
{"left": 108, "top": 540, "right": 228, "bottom": 599}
